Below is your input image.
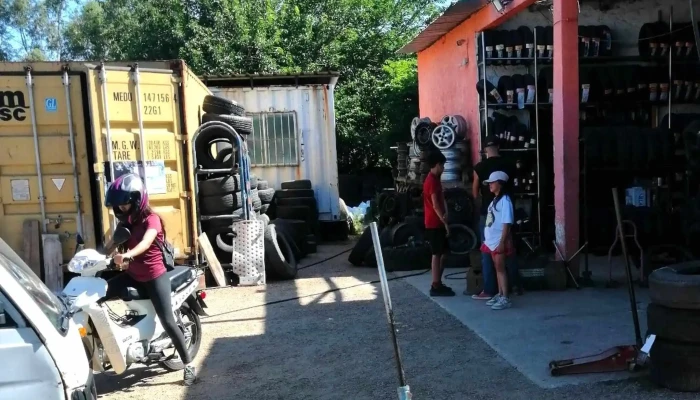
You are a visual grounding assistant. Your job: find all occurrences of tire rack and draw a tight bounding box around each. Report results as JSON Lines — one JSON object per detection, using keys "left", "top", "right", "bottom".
{"left": 191, "top": 121, "right": 253, "bottom": 267}
{"left": 580, "top": 8, "right": 698, "bottom": 281}
{"left": 475, "top": 29, "right": 543, "bottom": 246}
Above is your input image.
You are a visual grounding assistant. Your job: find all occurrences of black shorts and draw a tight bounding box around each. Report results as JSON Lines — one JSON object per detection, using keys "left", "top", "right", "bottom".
{"left": 426, "top": 228, "right": 449, "bottom": 255}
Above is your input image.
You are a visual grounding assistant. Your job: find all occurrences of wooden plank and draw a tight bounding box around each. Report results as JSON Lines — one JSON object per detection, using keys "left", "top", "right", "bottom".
{"left": 22, "top": 220, "right": 42, "bottom": 278}
{"left": 197, "top": 232, "right": 226, "bottom": 287}
{"left": 42, "top": 234, "right": 64, "bottom": 293}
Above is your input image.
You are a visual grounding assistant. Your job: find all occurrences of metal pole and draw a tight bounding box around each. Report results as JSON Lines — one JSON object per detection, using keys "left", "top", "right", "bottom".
{"left": 62, "top": 69, "right": 84, "bottom": 240}
{"left": 369, "top": 222, "right": 411, "bottom": 400}
{"left": 131, "top": 64, "right": 149, "bottom": 178}
{"left": 25, "top": 68, "right": 48, "bottom": 233}
{"left": 611, "top": 188, "right": 643, "bottom": 348}
{"left": 98, "top": 63, "right": 117, "bottom": 231}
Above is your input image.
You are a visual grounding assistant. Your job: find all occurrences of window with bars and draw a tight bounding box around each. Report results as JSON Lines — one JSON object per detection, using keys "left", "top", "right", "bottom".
{"left": 246, "top": 112, "right": 299, "bottom": 166}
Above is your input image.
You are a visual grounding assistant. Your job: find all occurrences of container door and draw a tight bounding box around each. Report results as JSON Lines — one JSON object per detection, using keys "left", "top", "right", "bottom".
{"left": 0, "top": 293, "right": 64, "bottom": 400}
{"left": 0, "top": 70, "right": 95, "bottom": 262}
{"left": 86, "top": 65, "right": 192, "bottom": 258}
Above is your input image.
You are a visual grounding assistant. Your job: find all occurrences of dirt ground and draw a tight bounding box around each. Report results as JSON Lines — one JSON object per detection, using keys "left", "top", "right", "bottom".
{"left": 96, "top": 242, "right": 697, "bottom": 400}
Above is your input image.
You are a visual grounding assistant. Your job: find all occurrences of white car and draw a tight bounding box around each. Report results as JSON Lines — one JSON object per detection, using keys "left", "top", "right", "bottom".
{"left": 0, "top": 238, "right": 94, "bottom": 400}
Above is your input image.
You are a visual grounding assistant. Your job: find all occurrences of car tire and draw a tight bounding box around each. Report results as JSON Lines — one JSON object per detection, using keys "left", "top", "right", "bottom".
{"left": 264, "top": 224, "right": 297, "bottom": 280}
{"left": 202, "top": 95, "right": 245, "bottom": 116}
{"left": 200, "top": 192, "right": 242, "bottom": 215}
{"left": 649, "top": 338, "right": 700, "bottom": 392}
{"left": 198, "top": 175, "right": 241, "bottom": 196}
{"left": 275, "top": 189, "right": 315, "bottom": 199}
{"left": 649, "top": 261, "right": 700, "bottom": 309}
{"left": 349, "top": 227, "right": 373, "bottom": 266}
{"left": 647, "top": 303, "right": 700, "bottom": 343}
{"left": 258, "top": 188, "right": 275, "bottom": 204}
{"left": 202, "top": 113, "right": 253, "bottom": 135}
{"left": 257, "top": 180, "right": 269, "bottom": 190}
{"left": 281, "top": 179, "right": 312, "bottom": 190}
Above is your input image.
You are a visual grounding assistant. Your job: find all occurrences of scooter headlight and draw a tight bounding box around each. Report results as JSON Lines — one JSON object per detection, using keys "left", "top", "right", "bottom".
{"left": 67, "top": 257, "right": 92, "bottom": 273}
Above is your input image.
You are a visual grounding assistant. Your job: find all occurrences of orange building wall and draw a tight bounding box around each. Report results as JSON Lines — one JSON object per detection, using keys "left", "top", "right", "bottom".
{"left": 416, "top": 0, "right": 537, "bottom": 167}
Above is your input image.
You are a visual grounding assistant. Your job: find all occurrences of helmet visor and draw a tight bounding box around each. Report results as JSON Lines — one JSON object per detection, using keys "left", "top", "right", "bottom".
{"left": 105, "top": 188, "right": 132, "bottom": 207}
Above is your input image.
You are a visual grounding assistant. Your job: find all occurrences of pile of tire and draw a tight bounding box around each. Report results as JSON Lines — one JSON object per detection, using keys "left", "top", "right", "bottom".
{"left": 266, "top": 179, "right": 319, "bottom": 257}
{"left": 196, "top": 95, "right": 252, "bottom": 170}
{"left": 647, "top": 261, "right": 700, "bottom": 392}
{"left": 348, "top": 215, "right": 477, "bottom": 271}
{"left": 255, "top": 178, "right": 275, "bottom": 215}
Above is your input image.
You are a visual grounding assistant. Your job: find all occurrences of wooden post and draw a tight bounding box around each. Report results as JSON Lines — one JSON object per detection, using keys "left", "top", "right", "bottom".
{"left": 41, "top": 234, "right": 63, "bottom": 292}
{"left": 22, "top": 220, "right": 42, "bottom": 278}
{"left": 197, "top": 232, "right": 226, "bottom": 287}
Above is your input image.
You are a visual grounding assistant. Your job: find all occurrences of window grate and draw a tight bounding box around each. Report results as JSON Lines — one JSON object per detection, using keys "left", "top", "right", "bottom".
{"left": 246, "top": 111, "right": 299, "bottom": 167}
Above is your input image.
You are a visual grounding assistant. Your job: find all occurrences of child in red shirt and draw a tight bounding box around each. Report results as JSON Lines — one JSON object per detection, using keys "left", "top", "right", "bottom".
{"left": 423, "top": 150, "right": 454, "bottom": 297}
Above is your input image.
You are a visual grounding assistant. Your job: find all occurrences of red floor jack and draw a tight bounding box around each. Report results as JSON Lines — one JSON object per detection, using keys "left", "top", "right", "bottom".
{"left": 549, "top": 188, "right": 648, "bottom": 377}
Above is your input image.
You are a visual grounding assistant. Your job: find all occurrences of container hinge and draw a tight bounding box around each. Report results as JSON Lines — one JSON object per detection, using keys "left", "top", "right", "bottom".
{"left": 93, "top": 163, "right": 105, "bottom": 174}
{"left": 175, "top": 135, "right": 186, "bottom": 142}
{"left": 180, "top": 191, "right": 192, "bottom": 199}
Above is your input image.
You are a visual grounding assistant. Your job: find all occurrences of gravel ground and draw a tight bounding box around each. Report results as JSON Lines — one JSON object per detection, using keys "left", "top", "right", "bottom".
{"left": 96, "top": 242, "right": 696, "bottom": 400}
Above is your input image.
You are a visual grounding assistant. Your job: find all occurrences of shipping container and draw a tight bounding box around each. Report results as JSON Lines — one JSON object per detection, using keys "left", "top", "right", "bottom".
{"left": 0, "top": 60, "right": 211, "bottom": 265}
{"left": 205, "top": 73, "right": 342, "bottom": 221}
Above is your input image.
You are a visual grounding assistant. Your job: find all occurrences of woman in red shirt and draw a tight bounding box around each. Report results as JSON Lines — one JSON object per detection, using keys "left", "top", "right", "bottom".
{"left": 103, "top": 173, "right": 196, "bottom": 386}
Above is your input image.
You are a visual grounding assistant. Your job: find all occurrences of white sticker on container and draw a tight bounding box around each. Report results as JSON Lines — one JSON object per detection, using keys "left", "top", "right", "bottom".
{"left": 51, "top": 178, "right": 65, "bottom": 191}
{"left": 11, "top": 179, "right": 30, "bottom": 201}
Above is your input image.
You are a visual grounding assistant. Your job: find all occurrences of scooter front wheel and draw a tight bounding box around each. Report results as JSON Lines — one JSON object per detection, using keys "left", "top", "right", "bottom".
{"left": 160, "top": 303, "right": 202, "bottom": 371}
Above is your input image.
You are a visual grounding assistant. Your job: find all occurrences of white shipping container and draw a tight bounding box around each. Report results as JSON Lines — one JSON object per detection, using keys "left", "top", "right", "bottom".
{"left": 207, "top": 73, "right": 341, "bottom": 221}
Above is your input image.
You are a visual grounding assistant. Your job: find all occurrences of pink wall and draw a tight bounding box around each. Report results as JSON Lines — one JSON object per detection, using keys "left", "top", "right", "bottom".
{"left": 416, "top": 0, "right": 537, "bottom": 167}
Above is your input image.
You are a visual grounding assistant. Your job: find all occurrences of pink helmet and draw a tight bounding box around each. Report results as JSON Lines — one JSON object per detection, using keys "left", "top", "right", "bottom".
{"left": 104, "top": 173, "right": 149, "bottom": 223}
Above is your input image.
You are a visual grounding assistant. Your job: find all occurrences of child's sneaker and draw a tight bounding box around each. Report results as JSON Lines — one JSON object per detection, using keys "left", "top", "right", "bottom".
{"left": 486, "top": 294, "right": 502, "bottom": 306}
{"left": 471, "top": 291, "right": 493, "bottom": 300}
{"left": 491, "top": 296, "right": 512, "bottom": 310}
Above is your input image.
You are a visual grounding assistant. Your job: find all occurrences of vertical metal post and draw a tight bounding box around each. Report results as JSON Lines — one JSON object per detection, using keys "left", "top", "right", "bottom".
{"left": 369, "top": 222, "right": 411, "bottom": 400}
{"left": 25, "top": 67, "right": 48, "bottom": 233}
{"left": 98, "top": 63, "right": 117, "bottom": 231}
{"left": 62, "top": 68, "right": 84, "bottom": 239}
{"left": 481, "top": 31, "right": 488, "bottom": 154}
{"left": 132, "top": 64, "right": 149, "bottom": 178}
{"left": 534, "top": 27, "right": 542, "bottom": 241}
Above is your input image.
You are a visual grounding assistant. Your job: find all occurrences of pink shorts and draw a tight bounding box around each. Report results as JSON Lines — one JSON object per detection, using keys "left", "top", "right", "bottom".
{"left": 480, "top": 239, "right": 515, "bottom": 257}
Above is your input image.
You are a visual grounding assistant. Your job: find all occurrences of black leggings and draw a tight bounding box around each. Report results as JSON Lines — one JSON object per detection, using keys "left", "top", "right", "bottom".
{"left": 104, "top": 272, "right": 192, "bottom": 364}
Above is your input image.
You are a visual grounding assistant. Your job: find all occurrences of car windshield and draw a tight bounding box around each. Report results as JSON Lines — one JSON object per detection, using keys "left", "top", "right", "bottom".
{"left": 0, "top": 251, "right": 65, "bottom": 333}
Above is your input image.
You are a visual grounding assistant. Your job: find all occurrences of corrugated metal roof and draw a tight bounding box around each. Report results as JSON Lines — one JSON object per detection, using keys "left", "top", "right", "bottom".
{"left": 201, "top": 71, "right": 340, "bottom": 88}
{"left": 398, "top": 0, "right": 488, "bottom": 54}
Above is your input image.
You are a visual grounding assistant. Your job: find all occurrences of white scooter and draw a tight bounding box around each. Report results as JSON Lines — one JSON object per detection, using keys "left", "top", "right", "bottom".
{"left": 61, "top": 226, "right": 208, "bottom": 375}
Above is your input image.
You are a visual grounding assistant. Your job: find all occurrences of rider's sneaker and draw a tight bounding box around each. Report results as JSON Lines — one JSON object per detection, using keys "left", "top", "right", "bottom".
{"left": 183, "top": 365, "right": 197, "bottom": 386}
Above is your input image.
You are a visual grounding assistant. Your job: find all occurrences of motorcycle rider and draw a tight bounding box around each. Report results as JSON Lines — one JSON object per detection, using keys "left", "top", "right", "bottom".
{"left": 102, "top": 173, "right": 196, "bottom": 386}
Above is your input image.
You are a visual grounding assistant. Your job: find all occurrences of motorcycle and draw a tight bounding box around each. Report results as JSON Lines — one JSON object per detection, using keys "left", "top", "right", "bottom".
{"left": 61, "top": 226, "right": 208, "bottom": 375}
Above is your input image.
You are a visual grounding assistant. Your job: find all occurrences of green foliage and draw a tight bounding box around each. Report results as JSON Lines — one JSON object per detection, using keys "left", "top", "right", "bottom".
{"left": 2, "top": 0, "right": 446, "bottom": 174}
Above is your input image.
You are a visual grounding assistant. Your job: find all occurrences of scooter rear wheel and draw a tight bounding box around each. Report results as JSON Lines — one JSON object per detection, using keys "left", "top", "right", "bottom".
{"left": 160, "top": 303, "right": 202, "bottom": 371}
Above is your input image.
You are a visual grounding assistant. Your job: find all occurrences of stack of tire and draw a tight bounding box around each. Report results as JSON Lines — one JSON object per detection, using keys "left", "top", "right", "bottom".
{"left": 255, "top": 178, "right": 275, "bottom": 215}
{"left": 396, "top": 142, "right": 409, "bottom": 179}
{"left": 412, "top": 117, "right": 437, "bottom": 183}
{"left": 647, "top": 261, "right": 700, "bottom": 392}
{"left": 196, "top": 95, "right": 252, "bottom": 171}
{"left": 436, "top": 115, "right": 468, "bottom": 184}
{"left": 269, "top": 179, "right": 319, "bottom": 256}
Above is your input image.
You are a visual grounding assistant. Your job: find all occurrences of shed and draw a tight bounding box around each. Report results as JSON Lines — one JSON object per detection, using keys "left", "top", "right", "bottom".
{"left": 203, "top": 72, "right": 342, "bottom": 221}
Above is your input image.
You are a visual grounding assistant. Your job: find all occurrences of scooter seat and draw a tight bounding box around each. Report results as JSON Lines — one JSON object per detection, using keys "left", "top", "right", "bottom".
{"left": 120, "top": 267, "right": 196, "bottom": 301}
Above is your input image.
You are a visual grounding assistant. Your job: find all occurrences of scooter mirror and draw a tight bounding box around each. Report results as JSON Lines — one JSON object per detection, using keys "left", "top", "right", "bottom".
{"left": 113, "top": 227, "right": 131, "bottom": 245}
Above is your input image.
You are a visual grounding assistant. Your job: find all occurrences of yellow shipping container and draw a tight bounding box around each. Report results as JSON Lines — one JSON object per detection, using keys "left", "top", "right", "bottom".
{"left": 0, "top": 60, "right": 211, "bottom": 265}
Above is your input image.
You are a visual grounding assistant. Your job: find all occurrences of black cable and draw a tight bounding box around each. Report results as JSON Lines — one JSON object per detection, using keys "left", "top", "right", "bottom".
{"left": 297, "top": 248, "right": 353, "bottom": 270}
{"left": 203, "top": 268, "right": 432, "bottom": 318}
{"left": 445, "top": 270, "right": 468, "bottom": 280}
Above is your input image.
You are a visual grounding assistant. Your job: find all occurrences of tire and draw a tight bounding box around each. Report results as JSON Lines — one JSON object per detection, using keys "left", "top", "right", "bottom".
{"left": 641, "top": 244, "right": 694, "bottom": 281}
{"left": 250, "top": 189, "right": 262, "bottom": 211}
{"left": 277, "top": 205, "right": 315, "bottom": 222}
{"left": 649, "top": 339, "right": 700, "bottom": 392}
{"left": 264, "top": 224, "right": 298, "bottom": 279}
{"left": 200, "top": 192, "right": 241, "bottom": 215}
{"left": 202, "top": 113, "right": 252, "bottom": 135}
{"left": 364, "top": 248, "right": 378, "bottom": 267}
{"left": 382, "top": 246, "right": 432, "bottom": 272}
{"left": 281, "top": 179, "right": 312, "bottom": 190}
{"left": 198, "top": 175, "right": 241, "bottom": 196}
{"left": 248, "top": 174, "right": 258, "bottom": 189}
{"left": 194, "top": 125, "right": 240, "bottom": 170}
{"left": 390, "top": 222, "right": 423, "bottom": 246}
{"left": 257, "top": 180, "right": 269, "bottom": 190}
{"left": 444, "top": 252, "right": 471, "bottom": 269}
{"left": 649, "top": 261, "right": 700, "bottom": 309}
{"left": 276, "top": 189, "right": 315, "bottom": 199}
{"left": 276, "top": 196, "right": 318, "bottom": 210}
{"left": 257, "top": 213, "right": 270, "bottom": 227}
{"left": 260, "top": 204, "right": 270, "bottom": 214}
{"left": 258, "top": 188, "right": 275, "bottom": 203}
{"left": 447, "top": 224, "right": 478, "bottom": 254}
{"left": 273, "top": 225, "right": 303, "bottom": 261}
{"left": 647, "top": 303, "right": 700, "bottom": 343}
{"left": 306, "top": 239, "right": 317, "bottom": 254}
{"left": 349, "top": 227, "right": 373, "bottom": 266}
{"left": 379, "top": 226, "right": 394, "bottom": 247}
{"left": 202, "top": 95, "right": 245, "bottom": 116}
{"left": 160, "top": 302, "right": 202, "bottom": 371}
{"left": 271, "top": 219, "right": 309, "bottom": 254}
{"left": 403, "top": 215, "right": 425, "bottom": 231}
{"left": 214, "top": 147, "right": 237, "bottom": 166}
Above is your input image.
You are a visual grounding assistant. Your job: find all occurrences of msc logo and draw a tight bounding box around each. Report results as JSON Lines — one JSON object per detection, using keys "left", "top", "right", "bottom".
{"left": 0, "top": 91, "right": 29, "bottom": 122}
